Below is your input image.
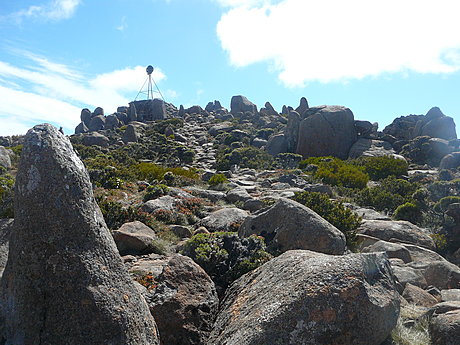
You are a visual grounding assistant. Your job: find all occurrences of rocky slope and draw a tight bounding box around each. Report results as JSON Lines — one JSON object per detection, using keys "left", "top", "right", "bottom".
{"left": 0, "top": 95, "right": 459, "bottom": 344}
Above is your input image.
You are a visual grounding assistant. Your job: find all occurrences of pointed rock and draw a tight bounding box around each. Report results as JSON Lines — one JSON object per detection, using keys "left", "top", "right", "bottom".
{"left": 0, "top": 124, "right": 159, "bottom": 345}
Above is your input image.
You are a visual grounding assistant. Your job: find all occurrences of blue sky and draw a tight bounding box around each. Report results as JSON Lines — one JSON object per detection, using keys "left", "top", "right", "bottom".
{"left": 0, "top": 0, "right": 459, "bottom": 136}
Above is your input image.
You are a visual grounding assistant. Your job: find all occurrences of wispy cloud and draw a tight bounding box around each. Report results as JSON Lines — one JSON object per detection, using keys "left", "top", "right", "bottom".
{"left": 0, "top": 52, "right": 168, "bottom": 135}
{"left": 117, "top": 16, "right": 127, "bottom": 32}
{"left": 216, "top": 0, "right": 460, "bottom": 86}
{"left": 7, "top": 0, "right": 81, "bottom": 23}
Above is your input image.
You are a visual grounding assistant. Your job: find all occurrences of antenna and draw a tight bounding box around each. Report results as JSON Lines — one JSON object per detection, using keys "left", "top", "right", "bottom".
{"left": 134, "top": 65, "right": 165, "bottom": 102}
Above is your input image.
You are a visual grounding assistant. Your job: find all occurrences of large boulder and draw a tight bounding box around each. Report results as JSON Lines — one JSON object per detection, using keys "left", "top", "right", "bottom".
{"left": 128, "top": 254, "right": 218, "bottom": 345}
{"left": 296, "top": 105, "right": 357, "bottom": 159}
{"left": 88, "top": 114, "right": 106, "bottom": 132}
{"left": 230, "top": 95, "right": 257, "bottom": 114}
{"left": 0, "top": 124, "right": 159, "bottom": 344}
{"left": 284, "top": 110, "right": 301, "bottom": 152}
{"left": 413, "top": 107, "right": 457, "bottom": 140}
{"left": 81, "top": 132, "right": 109, "bottom": 148}
{"left": 266, "top": 134, "right": 288, "bottom": 156}
{"left": 239, "top": 198, "right": 346, "bottom": 255}
{"left": 0, "top": 219, "right": 12, "bottom": 277}
{"left": 74, "top": 121, "right": 88, "bottom": 134}
{"left": 80, "top": 108, "right": 92, "bottom": 126}
{"left": 429, "top": 301, "right": 460, "bottom": 345}
{"left": 0, "top": 147, "right": 12, "bottom": 169}
{"left": 199, "top": 208, "right": 249, "bottom": 232}
{"left": 357, "top": 219, "right": 436, "bottom": 250}
{"left": 440, "top": 152, "right": 460, "bottom": 170}
{"left": 113, "top": 221, "right": 158, "bottom": 256}
{"left": 208, "top": 250, "right": 400, "bottom": 345}
{"left": 105, "top": 114, "right": 121, "bottom": 130}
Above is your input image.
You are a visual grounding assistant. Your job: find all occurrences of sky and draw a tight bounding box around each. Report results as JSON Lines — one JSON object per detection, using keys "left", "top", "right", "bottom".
{"left": 0, "top": 0, "right": 459, "bottom": 136}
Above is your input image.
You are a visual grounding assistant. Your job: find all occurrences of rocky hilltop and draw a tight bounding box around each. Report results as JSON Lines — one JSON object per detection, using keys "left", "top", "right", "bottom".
{"left": 0, "top": 95, "right": 459, "bottom": 344}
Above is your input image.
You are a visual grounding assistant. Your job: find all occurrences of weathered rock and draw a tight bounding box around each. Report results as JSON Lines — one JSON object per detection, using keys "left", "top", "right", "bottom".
{"left": 424, "top": 261, "right": 460, "bottom": 290}
{"left": 88, "top": 114, "right": 106, "bottom": 132}
{"left": 348, "top": 139, "right": 395, "bottom": 158}
{"left": 208, "top": 250, "right": 400, "bottom": 345}
{"left": 74, "top": 121, "right": 89, "bottom": 134}
{"left": 402, "top": 283, "right": 438, "bottom": 307}
{"left": 295, "top": 97, "right": 309, "bottom": 116}
{"left": 105, "top": 114, "right": 121, "bottom": 130}
{"left": 429, "top": 301, "right": 460, "bottom": 345}
{"left": 414, "top": 107, "right": 457, "bottom": 140}
{"left": 117, "top": 106, "right": 128, "bottom": 113}
{"left": 226, "top": 187, "right": 252, "bottom": 203}
{"left": 81, "top": 132, "right": 109, "bottom": 148}
{"left": 208, "top": 121, "right": 234, "bottom": 137}
{"left": 355, "top": 120, "right": 377, "bottom": 138}
{"left": 439, "top": 151, "right": 460, "bottom": 170}
{"left": 0, "top": 219, "right": 12, "bottom": 277}
{"left": 199, "top": 208, "right": 248, "bottom": 232}
{"left": 170, "top": 225, "right": 193, "bottom": 238}
{"left": 392, "top": 265, "right": 428, "bottom": 291}
{"left": 0, "top": 147, "right": 12, "bottom": 169}
{"left": 93, "top": 106, "right": 104, "bottom": 117}
{"left": 357, "top": 220, "right": 436, "bottom": 250}
{"left": 230, "top": 95, "right": 257, "bottom": 114}
{"left": 113, "top": 221, "right": 158, "bottom": 256}
{"left": 239, "top": 198, "right": 346, "bottom": 255}
{"left": 285, "top": 110, "right": 301, "bottom": 153}
{"left": 80, "top": 108, "right": 92, "bottom": 126}
{"left": 128, "top": 255, "right": 218, "bottom": 345}
{"left": 266, "top": 134, "right": 288, "bottom": 156}
{"left": 441, "top": 289, "right": 460, "bottom": 302}
{"left": 296, "top": 105, "right": 357, "bottom": 159}
{"left": 141, "top": 195, "right": 177, "bottom": 213}
{"left": 260, "top": 101, "right": 278, "bottom": 116}
{"left": 128, "top": 103, "right": 138, "bottom": 122}
{"left": 362, "top": 240, "right": 412, "bottom": 263}
{"left": 383, "top": 114, "right": 424, "bottom": 141}
{"left": 116, "top": 111, "right": 129, "bottom": 124}
{"left": 0, "top": 124, "right": 159, "bottom": 345}
{"left": 123, "top": 124, "right": 139, "bottom": 143}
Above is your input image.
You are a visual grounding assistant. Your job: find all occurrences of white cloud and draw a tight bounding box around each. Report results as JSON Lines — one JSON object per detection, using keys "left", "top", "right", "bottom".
{"left": 0, "top": 52, "right": 169, "bottom": 135}
{"left": 216, "top": 0, "right": 460, "bottom": 86}
{"left": 9, "top": 0, "right": 81, "bottom": 22}
{"left": 117, "top": 16, "right": 127, "bottom": 32}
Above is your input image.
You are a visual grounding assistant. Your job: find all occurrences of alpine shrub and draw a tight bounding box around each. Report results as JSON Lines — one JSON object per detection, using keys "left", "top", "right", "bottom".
{"left": 293, "top": 191, "right": 361, "bottom": 248}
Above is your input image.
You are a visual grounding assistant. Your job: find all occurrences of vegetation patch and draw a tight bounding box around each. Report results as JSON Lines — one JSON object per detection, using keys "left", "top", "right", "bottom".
{"left": 181, "top": 232, "right": 272, "bottom": 289}
{"left": 293, "top": 191, "right": 361, "bottom": 249}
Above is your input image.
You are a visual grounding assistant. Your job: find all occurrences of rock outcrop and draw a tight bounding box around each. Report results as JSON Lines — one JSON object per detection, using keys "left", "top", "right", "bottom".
{"left": 239, "top": 198, "right": 346, "bottom": 255}
{"left": 208, "top": 250, "right": 400, "bottom": 345}
{"left": 0, "top": 219, "right": 12, "bottom": 277}
{"left": 296, "top": 105, "right": 357, "bottom": 159}
{"left": 0, "top": 124, "right": 159, "bottom": 345}
{"left": 128, "top": 254, "right": 218, "bottom": 345}
{"left": 230, "top": 95, "right": 257, "bottom": 114}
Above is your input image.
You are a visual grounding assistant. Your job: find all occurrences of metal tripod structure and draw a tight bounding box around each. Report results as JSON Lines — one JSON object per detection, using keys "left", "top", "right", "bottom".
{"left": 135, "top": 65, "right": 165, "bottom": 102}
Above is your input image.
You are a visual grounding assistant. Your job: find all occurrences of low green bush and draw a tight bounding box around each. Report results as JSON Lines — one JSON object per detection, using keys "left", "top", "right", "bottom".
{"left": 0, "top": 174, "right": 14, "bottom": 218}
{"left": 181, "top": 232, "right": 272, "bottom": 290}
{"left": 354, "top": 176, "right": 418, "bottom": 214}
{"left": 393, "top": 202, "right": 422, "bottom": 224}
{"left": 293, "top": 191, "right": 361, "bottom": 249}
{"left": 208, "top": 173, "right": 228, "bottom": 186}
{"left": 434, "top": 196, "right": 460, "bottom": 213}
{"left": 216, "top": 146, "right": 274, "bottom": 171}
{"left": 134, "top": 162, "right": 199, "bottom": 183}
{"left": 143, "top": 184, "right": 169, "bottom": 202}
{"left": 299, "top": 157, "right": 368, "bottom": 189}
{"left": 353, "top": 155, "right": 408, "bottom": 180}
